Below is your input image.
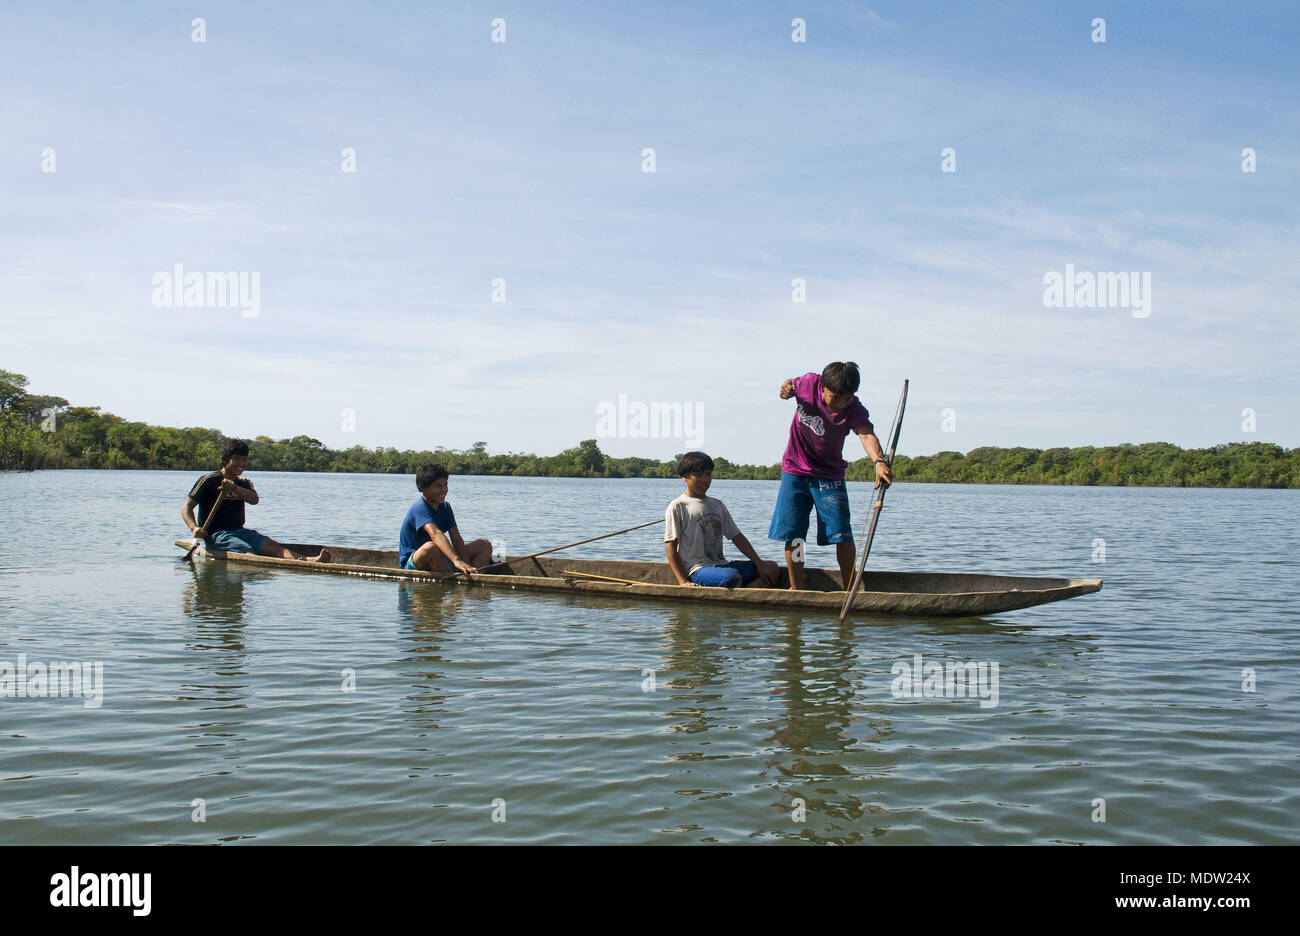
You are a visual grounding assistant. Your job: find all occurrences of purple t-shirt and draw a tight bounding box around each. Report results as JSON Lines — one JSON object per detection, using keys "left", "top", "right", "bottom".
{"left": 781, "top": 373, "right": 874, "bottom": 480}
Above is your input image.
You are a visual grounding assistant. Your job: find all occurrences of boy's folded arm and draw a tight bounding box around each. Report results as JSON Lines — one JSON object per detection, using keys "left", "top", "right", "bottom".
{"left": 664, "top": 539, "right": 693, "bottom": 585}
{"left": 730, "top": 532, "right": 763, "bottom": 564}
{"left": 731, "top": 533, "right": 779, "bottom": 581}
{"left": 449, "top": 526, "right": 468, "bottom": 554}
{"left": 423, "top": 522, "right": 459, "bottom": 560}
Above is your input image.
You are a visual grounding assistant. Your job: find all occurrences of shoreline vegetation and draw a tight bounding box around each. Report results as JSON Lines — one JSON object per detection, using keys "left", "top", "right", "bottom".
{"left": 3, "top": 369, "right": 1298, "bottom": 487}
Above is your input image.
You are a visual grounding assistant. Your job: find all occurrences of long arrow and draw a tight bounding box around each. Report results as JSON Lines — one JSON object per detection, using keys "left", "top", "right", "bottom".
{"left": 465, "top": 519, "right": 665, "bottom": 575}
{"left": 838, "top": 379, "right": 908, "bottom": 622}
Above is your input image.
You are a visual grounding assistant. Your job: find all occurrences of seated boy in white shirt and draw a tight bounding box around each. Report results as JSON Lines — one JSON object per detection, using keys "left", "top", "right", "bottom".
{"left": 665, "top": 451, "right": 780, "bottom": 588}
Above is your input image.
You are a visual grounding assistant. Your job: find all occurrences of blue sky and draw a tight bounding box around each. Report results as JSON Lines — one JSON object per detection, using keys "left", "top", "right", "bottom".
{"left": 2, "top": 0, "right": 1297, "bottom": 464}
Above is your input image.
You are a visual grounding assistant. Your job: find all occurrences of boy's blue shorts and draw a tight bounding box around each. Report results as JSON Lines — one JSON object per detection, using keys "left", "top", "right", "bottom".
{"left": 768, "top": 472, "right": 853, "bottom": 546}
{"left": 208, "top": 528, "right": 268, "bottom": 554}
{"left": 689, "top": 560, "right": 759, "bottom": 588}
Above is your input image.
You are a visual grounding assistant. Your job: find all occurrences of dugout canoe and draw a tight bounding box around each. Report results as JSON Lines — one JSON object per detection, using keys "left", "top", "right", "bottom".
{"left": 174, "top": 540, "right": 1102, "bottom": 617}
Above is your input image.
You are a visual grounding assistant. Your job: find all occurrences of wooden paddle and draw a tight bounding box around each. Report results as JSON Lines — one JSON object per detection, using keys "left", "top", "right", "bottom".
{"left": 181, "top": 482, "right": 227, "bottom": 562}
{"left": 838, "top": 379, "right": 908, "bottom": 622}
{"left": 459, "top": 519, "right": 665, "bottom": 576}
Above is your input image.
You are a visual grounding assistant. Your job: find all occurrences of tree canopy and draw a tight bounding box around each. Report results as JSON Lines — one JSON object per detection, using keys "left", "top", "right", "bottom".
{"left": 3, "top": 368, "right": 1297, "bottom": 487}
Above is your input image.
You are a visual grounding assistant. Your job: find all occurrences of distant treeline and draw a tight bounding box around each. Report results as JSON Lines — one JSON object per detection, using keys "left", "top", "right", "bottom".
{"left": 3, "top": 368, "right": 1298, "bottom": 487}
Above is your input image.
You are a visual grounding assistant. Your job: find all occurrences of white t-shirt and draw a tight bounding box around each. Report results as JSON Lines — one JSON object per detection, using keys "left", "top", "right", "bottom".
{"left": 664, "top": 493, "right": 740, "bottom": 574}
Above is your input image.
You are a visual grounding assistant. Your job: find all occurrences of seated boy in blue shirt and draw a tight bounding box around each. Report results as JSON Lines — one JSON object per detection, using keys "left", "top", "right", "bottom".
{"left": 665, "top": 452, "right": 780, "bottom": 588}
{"left": 399, "top": 463, "right": 492, "bottom": 574}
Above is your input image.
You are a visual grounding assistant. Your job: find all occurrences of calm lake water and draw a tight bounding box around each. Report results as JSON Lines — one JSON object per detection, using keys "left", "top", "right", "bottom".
{"left": 1, "top": 470, "right": 1296, "bottom": 844}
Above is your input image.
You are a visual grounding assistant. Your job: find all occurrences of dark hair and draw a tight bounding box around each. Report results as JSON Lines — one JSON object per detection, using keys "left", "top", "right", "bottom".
{"left": 416, "top": 463, "right": 450, "bottom": 490}
{"left": 822, "top": 361, "right": 861, "bottom": 395}
{"left": 221, "top": 439, "right": 250, "bottom": 465}
{"left": 676, "top": 451, "right": 714, "bottom": 477}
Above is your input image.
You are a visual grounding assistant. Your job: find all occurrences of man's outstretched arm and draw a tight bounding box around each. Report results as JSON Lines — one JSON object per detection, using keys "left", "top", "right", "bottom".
{"left": 857, "top": 430, "right": 892, "bottom": 486}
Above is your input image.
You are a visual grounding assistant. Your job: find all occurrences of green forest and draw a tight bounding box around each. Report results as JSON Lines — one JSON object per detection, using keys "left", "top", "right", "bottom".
{"left": 3, "top": 368, "right": 1298, "bottom": 486}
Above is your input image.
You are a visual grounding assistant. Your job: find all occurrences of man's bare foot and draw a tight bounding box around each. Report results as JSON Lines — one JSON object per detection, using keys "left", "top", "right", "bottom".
{"left": 305, "top": 549, "right": 331, "bottom": 563}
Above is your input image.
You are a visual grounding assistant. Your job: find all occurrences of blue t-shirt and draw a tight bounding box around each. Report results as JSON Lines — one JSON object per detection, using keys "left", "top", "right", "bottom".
{"left": 399, "top": 497, "right": 457, "bottom": 567}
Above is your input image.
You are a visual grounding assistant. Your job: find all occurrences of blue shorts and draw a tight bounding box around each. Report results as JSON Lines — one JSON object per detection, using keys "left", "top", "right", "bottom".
{"left": 768, "top": 472, "right": 853, "bottom": 546}
{"left": 209, "top": 528, "right": 268, "bottom": 554}
{"left": 689, "top": 560, "right": 758, "bottom": 588}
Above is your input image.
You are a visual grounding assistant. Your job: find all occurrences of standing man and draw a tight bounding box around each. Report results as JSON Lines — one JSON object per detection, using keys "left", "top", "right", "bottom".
{"left": 399, "top": 463, "right": 492, "bottom": 574}
{"left": 768, "top": 362, "right": 892, "bottom": 589}
{"left": 182, "top": 440, "right": 330, "bottom": 562}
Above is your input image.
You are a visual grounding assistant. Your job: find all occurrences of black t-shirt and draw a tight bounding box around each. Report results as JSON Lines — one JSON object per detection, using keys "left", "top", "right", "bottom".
{"left": 188, "top": 472, "right": 254, "bottom": 532}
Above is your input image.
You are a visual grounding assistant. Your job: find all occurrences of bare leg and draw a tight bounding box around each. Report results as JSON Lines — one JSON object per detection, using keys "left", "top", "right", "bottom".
{"left": 463, "top": 538, "right": 493, "bottom": 568}
{"left": 410, "top": 541, "right": 452, "bottom": 572}
{"left": 785, "top": 542, "right": 804, "bottom": 591}
{"left": 258, "top": 538, "right": 330, "bottom": 563}
{"left": 745, "top": 565, "right": 780, "bottom": 588}
{"left": 836, "top": 540, "right": 856, "bottom": 590}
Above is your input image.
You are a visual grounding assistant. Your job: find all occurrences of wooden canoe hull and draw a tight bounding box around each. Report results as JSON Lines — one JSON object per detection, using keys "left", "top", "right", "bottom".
{"left": 174, "top": 541, "right": 1102, "bottom": 617}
